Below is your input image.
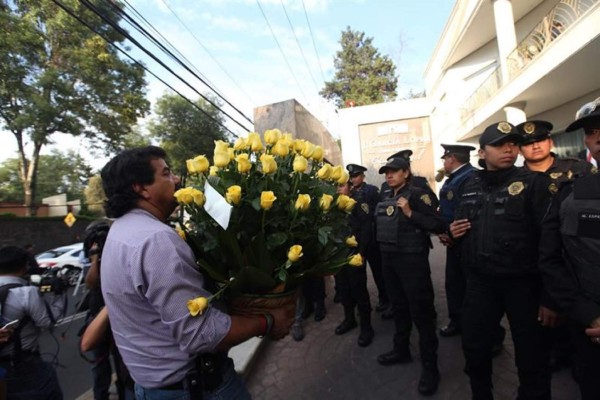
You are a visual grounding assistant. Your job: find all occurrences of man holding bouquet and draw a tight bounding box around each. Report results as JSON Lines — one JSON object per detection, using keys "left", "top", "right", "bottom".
{"left": 100, "top": 146, "right": 295, "bottom": 399}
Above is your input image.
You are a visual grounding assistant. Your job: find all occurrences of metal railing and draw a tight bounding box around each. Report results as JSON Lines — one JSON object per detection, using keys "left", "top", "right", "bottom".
{"left": 460, "top": 0, "right": 598, "bottom": 122}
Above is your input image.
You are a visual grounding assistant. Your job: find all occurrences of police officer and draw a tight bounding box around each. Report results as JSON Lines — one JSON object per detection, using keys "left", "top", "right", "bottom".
{"left": 347, "top": 164, "right": 389, "bottom": 313}
{"left": 375, "top": 156, "right": 446, "bottom": 396}
{"left": 517, "top": 120, "right": 592, "bottom": 193}
{"left": 572, "top": 96, "right": 600, "bottom": 167}
{"left": 380, "top": 149, "right": 440, "bottom": 209}
{"left": 539, "top": 103, "right": 600, "bottom": 400}
{"left": 450, "top": 122, "right": 553, "bottom": 399}
{"left": 437, "top": 144, "right": 477, "bottom": 337}
{"left": 333, "top": 180, "right": 374, "bottom": 347}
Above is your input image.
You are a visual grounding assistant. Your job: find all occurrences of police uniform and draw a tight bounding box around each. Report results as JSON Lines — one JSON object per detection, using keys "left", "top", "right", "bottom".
{"left": 375, "top": 157, "right": 446, "bottom": 395}
{"left": 539, "top": 171, "right": 600, "bottom": 399}
{"left": 455, "top": 122, "right": 552, "bottom": 399}
{"left": 334, "top": 164, "right": 375, "bottom": 347}
{"left": 347, "top": 164, "right": 389, "bottom": 311}
{"left": 379, "top": 150, "right": 440, "bottom": 209}
{"left": 438, "top": 144, "right": 477, "bottom": 337}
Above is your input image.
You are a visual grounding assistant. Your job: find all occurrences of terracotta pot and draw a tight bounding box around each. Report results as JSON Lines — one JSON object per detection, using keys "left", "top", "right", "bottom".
{"left": 228, "top": 289, "right": 299, "bottom": 315}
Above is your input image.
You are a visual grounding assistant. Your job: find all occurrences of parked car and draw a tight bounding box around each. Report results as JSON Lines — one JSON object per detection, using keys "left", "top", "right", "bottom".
{"left": 34, "top": 243, "right": 84, "bottom": 286}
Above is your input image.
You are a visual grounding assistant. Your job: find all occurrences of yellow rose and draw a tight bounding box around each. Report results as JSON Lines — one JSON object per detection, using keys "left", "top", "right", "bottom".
{"left": 174, "top": 187, "right": 193, "bottom": 204}
{"left": 348, "top": 253, "right": 363, "bottom": 267}
{"left": 293, "top": 155, "right": 308, "bottom": 173}
{"left": 187, "top": 296, "right": 209, "bottom": 316}
{"left": 191, "top": 188, "right": 205, "bottom": 207}
{"left": 263, "top": 129, "right": 282, "bottom": 145}
{"left": 287, "top": 245, "right": 303, "bottom": 262}
{"left": 209, "top": 166, "right": 219, "bottom": 176}
{"left": 247, "top": 132, "right": 263, "bottom": 152}
{"left": 214, "top": 140, "right": 229, "bottom": 154}
{"left": 293, "top": 139, "right": 305, "bottom": 153}
{"left": 312, "top": 146, "right": 324, "bottom": 161}
{"left": 226, "top": 185, "right": 242, "bottom": 205}
{"left": 186, "top": 155, "right": 209, "bottom": 174}
{"left": 213, "top": 151, "right": 230, "bottom": 168}
{"left": 271, "top": 140, "right": 289, "bottom": 157}
{"left": 260, "top": 154, "right": 277, "bottom": 174}
{"left": 228, "top": 147, "right": 235, "bottom": 161}
{"left": 346, "top": 235, "right": 358, "bottom": 247}
{"left": 295, "top": 194, "right": 311, "bottom": 211}
{"left": 331, "top": 165, "right": 344, "bottom": 181}
{"left": 337, "top": 170, "right": 350, "bottom": 185}
{"left": 233, "top": 137, "right": 247, "bottom": 151}
{"left": 336, "top": 194, "right": 357, "bottom": 212}
{"left": 301, "top": 141, "right": 316, "bottom": 158}
{"left": 176, "top": 226, "right": 186, "bottom": 240}
{"left": 319, "top": 194, "right": 333, "bottom": 211}
{"left": 234, "top": 153, "right": 252, "bottom": 174}
{"left": 281, "top": 133, "right": 294, "bottom": 148}
{"left": 317, "top": 164, "right": 332, "bottom": 180}
{"left": 260, "top": 191, "right": 277, "bottom": 210}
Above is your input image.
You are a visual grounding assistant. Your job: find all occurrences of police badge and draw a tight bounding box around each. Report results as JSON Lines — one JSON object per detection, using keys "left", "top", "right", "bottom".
{"left": 508, "top": 181, "right": 524, "bottom": 196}
{"left": 523, "top": 122, "right": 535, "bottom": 134}
{"left": 447, "top": 190, "right": 454, "bottom": 200}
{"left": 361, "top": 203, "right": 370, "bottom": 214}
{"left": 548, "top": 183, "right": 558, "bottom": 194}
{"left": 386, "top": 205, "right": 395, "bottom": 216}
{"left": 549, "top": 172, "right": 563, "bottom": 180}
{"left": 497, "top": 122, "right": 512, "bottom": 134}
{"left": 420, "top": 194, "right": 432, "bottom": 206}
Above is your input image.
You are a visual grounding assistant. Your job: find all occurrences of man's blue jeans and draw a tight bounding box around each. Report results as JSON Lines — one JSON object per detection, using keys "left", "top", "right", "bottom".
{"left": 134, "top": 358, "right": 251, "bottom": 400}
{"left": 3, "top": 354, "right": 63, "bottom": 399}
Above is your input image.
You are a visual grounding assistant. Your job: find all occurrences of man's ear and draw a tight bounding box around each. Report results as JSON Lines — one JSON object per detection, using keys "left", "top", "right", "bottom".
{"left": 132, "top": 183, "right": 150, "bottom": 200}
{"left": 478, "top": 148, "right": 486, "bottom": 160}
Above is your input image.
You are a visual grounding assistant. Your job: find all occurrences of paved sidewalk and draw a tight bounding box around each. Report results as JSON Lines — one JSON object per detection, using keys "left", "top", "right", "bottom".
{"left": 246, "top": 242, "right": 580, "bottom": 400}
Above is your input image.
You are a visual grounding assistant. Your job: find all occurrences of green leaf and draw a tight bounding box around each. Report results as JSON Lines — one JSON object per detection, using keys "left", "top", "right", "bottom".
{"left": 318, "top": 226, "right": 333, "bottom": 246}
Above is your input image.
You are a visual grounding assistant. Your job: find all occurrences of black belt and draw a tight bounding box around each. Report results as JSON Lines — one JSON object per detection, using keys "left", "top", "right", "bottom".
{"left": 159, "top": 381, "right": 185, "bottom": 391}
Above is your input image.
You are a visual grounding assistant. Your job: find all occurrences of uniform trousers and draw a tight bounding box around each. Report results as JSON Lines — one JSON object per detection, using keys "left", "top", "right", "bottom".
{"left": 444, "top": 244, "right": 466, "bottom": 325}
{"left": 570, "top": 322, "right": 600, "bottom": 400}
{"left": 381, "top": 251, "right": 438, "bottom": 363}
{"left": 366, "top": 240, "right": 388, "bottom": 304}
{"left": 336, "top": 263, "right": 371, "bottom": 315}
{"left": 462, "top": 273, "right": 550, "bottom": 400}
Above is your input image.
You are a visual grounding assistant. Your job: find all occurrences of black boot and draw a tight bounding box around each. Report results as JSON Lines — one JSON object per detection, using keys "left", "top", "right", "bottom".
{"left": 301, "top": 302, "right": 314, "bottom": 319}
{"left": 335, "top": 306, "right": 357, "bottom": 335}
{"left": 358, "top": 319, "right": 374, "bottom": 347}
{"left": 314, "top": 300, "right": 327, "bottom": 322}
{"left": 377, "top": 347, "right": 412, "bottom": 365}
{"left": 418, "top": 362, "right": 440, "bottom": 395}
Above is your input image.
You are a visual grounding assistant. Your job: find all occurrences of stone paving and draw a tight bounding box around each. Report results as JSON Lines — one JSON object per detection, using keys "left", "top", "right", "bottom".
{"left": 246, "top": 242, "right": 580, "bottom": 400}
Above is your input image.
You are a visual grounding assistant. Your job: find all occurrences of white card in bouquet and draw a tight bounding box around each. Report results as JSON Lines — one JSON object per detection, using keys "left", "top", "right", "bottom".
{"left": 203, "top": 182, "right": 232, "bottom": 230}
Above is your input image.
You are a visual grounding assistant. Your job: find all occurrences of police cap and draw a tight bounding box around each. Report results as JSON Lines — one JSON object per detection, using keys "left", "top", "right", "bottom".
{"left": 346, "top": 163, "right": 367, "bottom": 177}
{"left": 479, "top": 122, "right": 522, "bottom": 147}
{"left": 515, "top": 120, "right": 553, "bottom": 145}
{"left": 378, "top": 157, "right": 410, "bottom": 174}
{"left": 386, "top": 149, "right": 413, "bottom": 162}
{"left": 566, "top": 97, "right": 600, "bottom": 132}
{"left": 440, "top": 144, "right": 476, "bottom": 159}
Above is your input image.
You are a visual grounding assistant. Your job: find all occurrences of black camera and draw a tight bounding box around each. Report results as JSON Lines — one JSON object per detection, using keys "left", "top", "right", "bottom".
{"left": 39, "top": 269, "right": 68, "bottom": 295}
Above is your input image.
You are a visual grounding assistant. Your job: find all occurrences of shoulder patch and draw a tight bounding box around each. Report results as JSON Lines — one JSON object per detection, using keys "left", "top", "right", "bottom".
{"left": 446, "top": 190, "right": 454, "bottom": 200}
{"left": 420, "top": 194, "right": 432, "bottom": 206}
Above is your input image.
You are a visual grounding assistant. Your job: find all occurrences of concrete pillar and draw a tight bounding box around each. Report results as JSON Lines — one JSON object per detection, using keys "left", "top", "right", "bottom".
{"left": 492, "top": 0, "right": 518, "bottom": 84}
{"left": 503, "top": 102, "right": 527, "bottom": 125}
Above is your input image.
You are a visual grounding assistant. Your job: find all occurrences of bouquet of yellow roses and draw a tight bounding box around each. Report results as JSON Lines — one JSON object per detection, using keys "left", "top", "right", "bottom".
{"left": 175, "top": 129, "right": 362, "bottom": 307}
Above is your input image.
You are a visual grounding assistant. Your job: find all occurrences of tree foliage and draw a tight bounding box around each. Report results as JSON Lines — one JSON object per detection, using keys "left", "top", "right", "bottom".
{"left": 0, "top": 0, "right": 149, "bottom": 214}
{"left": 148, "top": 93, "right": 228, "bottom": 175}
{"left": 0, "top": 150, "right": 93, "bottom": 203}
{"left": 84, "top": 174, "right": 106, "bottom": 216}
{"left": 319, "top": 27, "right": 398, "bottom": 108}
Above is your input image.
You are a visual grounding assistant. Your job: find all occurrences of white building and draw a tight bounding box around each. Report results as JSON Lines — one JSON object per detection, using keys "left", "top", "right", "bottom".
{"left": 338, "top": 0, "right": 600, "bottom": 184}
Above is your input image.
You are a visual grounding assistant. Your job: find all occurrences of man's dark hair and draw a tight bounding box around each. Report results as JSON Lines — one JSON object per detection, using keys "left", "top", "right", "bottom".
{"left": 101, "top": 146, "right": 167, "bottom": 218}
{"left": 453, "top": 153, "right": 470, "bottom": 164}
{"left": 0, "top": 246, "right": 29, "bottom": 274}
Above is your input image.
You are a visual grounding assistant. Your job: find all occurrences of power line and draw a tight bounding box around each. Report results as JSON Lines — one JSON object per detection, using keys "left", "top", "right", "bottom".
{"left": 50, "top": 0, "right": 241, "bottom": 138}
{"left": 158, "top": 0, "right": 258, "bottom": 107}
{"left": 279, "top": 0, "right": 320, "bottom": 94}
{"left": 100, "top": 0, "right": 254, "bottom": 128}
{"left": 301, "top": 0, "right": 327, "bottom": 86}
{"left": 255, "top": 0, "right": 309, "bottom": 104}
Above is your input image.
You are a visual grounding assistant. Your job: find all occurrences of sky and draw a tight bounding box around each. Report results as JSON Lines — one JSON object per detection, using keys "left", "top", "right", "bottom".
{"left": 1, "top": 0, "right": 455, "bottom": 170}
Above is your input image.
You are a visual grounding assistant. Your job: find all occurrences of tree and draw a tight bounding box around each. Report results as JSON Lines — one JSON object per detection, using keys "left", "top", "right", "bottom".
{"left": 148, "top": 93, "right": 228, "bottom": 175}
{"left": 0, "top": 150, "right": 93, "bottom": 204}
{"left": 320, "top": 27, "right": 398, "bottom": 108}
{"left": 84, "top": 174, "right": 106, "bottom": 216}
{"left": 0, "top": 0, "right": 149, "bottom": 215}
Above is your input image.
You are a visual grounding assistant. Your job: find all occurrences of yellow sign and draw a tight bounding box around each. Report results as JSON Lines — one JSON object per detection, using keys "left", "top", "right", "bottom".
{"left": 64, "top": 212, "right": 76, "bottom": 228}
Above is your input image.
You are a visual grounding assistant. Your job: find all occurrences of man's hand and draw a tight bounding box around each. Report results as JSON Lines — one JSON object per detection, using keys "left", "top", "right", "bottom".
{"left": 585, "top": 316, "right": 600, "bottom": 345}
{"left": 449, "top": 219, "right": 471, "bottom": 239}
{"left": 397, "top": 197, "right": 412, "bottom": 218}
{"left": 0, "top": 328, "right": 13, "bottom": 343}
{"left": 537, "top": 306, "right": 563, "bottom": 328}
{"left": 438, "top": 233, "right": 454, "bottom": 247}
{"left": 267, "top": 301, "right": 297, "bottom": 340}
